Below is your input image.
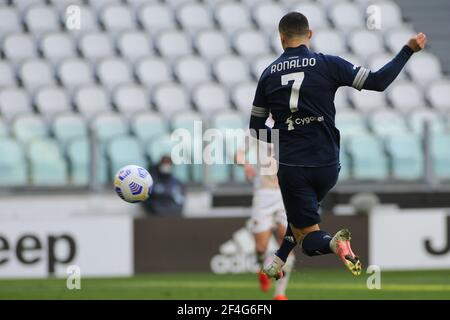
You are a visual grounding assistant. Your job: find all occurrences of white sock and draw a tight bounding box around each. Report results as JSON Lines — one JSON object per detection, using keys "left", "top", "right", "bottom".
{"left": 274, "top": 254, "right": 295, "bottom": 297}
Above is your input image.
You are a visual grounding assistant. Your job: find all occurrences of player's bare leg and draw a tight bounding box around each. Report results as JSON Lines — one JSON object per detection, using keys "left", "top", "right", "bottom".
{"left": 254, "top": 230, "right": 272, "bottom": 292}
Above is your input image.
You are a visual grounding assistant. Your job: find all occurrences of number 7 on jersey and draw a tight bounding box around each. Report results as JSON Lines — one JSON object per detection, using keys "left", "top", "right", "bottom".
{"left": 281, "top": 72, "right": 305, "bottom": 113}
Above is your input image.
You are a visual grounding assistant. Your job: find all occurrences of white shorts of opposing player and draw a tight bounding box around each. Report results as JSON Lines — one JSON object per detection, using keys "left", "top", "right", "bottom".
{"left": 249, "top": 188, "right": 287, "bottom": 234}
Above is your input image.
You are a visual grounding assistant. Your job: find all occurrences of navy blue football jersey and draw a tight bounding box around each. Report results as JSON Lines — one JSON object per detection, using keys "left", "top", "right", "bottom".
{"left": 251, "top": 44, "right": 369, "bottom": 167}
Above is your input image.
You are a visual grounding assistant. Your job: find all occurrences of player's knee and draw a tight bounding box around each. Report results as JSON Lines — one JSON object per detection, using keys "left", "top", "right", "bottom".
{"left": 255, "top": 244, "right": 268, "bottom": 254}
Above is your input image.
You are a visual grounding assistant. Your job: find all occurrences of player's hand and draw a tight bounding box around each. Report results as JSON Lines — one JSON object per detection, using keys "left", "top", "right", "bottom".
{"left": 407, "top": 33, "right": 427, "bottom": 52}
{"left": 244, "top": 164, "right": 256, "bottom": 182}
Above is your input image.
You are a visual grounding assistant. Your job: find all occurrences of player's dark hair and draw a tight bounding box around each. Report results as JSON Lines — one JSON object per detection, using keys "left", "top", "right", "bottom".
{"left": 278, "top": 12, "right": 310, "bottom": 38}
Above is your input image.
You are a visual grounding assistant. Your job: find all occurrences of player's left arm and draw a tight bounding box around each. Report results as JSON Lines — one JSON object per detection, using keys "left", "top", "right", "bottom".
{"left": 249, "top": 75, "right": 272, "bottom": 143}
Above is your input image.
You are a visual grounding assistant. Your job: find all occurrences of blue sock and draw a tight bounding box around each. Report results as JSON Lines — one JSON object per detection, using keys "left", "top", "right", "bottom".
{"left": 275, "top": 225, "right": 297, "bottom": 262}
{"left": 301, "top": 230, "right": 333, "bottom": 256}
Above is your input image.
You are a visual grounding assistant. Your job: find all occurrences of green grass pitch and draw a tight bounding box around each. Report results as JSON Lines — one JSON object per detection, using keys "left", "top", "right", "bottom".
{"left": 1, "top": 269, "right": 449, "bottom": 300}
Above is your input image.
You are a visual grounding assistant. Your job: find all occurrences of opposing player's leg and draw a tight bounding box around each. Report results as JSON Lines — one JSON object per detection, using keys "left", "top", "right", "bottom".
{"left": 253, "top": 230, "right": 272, "bottom": 292}
{"left": 273, "top": 222, "right": 294, "bottom": 300}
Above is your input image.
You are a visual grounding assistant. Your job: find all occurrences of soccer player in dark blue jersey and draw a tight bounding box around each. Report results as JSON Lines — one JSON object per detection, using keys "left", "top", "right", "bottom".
{"left": 249, "top": 12, "right": 427, "bottom": 278}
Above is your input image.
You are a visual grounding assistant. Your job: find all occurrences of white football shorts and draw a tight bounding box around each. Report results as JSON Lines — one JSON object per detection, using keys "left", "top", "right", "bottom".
{"left": 250, "top": 188, "right": 287, "bottom": 234}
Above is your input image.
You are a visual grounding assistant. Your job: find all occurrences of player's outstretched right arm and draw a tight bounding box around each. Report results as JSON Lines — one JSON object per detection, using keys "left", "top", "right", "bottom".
{"left": 362, "top": 33, "right": 427, "bottom": 92}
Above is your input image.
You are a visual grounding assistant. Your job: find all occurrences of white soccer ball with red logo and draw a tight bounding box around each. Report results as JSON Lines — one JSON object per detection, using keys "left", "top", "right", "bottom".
{"left": 114, "top": 165, "right": 153, "bottom": 203}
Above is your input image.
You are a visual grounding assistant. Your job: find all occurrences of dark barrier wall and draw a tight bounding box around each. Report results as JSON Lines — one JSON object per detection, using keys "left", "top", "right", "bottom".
{"left": 134, "top": 215, "right": 368, "bottom": 273}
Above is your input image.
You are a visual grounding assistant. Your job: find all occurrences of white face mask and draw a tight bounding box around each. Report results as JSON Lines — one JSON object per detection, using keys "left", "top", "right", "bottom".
{"left": 159, "top": 164, "right": 172, "bottom": 175}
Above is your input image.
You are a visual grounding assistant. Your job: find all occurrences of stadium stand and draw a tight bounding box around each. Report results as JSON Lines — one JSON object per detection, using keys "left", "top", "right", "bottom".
{"left": 0, "top": 0, "right": 448, "bottom": 188}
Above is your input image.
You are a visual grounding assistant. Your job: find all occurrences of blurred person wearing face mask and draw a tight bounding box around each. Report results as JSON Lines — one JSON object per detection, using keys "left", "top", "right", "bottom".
{"left": 142, "top": 155, "right": 185, "bottom": 216}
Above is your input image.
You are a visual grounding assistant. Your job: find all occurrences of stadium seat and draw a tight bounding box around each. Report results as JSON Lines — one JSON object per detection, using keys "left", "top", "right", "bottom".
{"left": 108, "top": 135, "right": 147, "bottom": 177}
{"left": 131, "top": 111, "right": 169, "bottom": 143}
{"left": 193, "top": 83, "right": 231, "bottom": 115}
{"left": 177, "top": 2, "right": 214, "bottom": 34}
{"left": 156, "top": 30, "right": 193, "bottom": 60}
{"left": 113, "top": 83, "right": 150, "bottom": 114}
{"left": 234, "top": 29, "right": 272, "bottom": 59}
{"left": 368, "top": 53, "right": 406, "bottom": 80}
{"left": 117, "top": 31, "right": 154, "bottom": 63}
{"left": 253, "top": 1, "right": 285, "bottom": 34}
{"left": 40, "top": 32, "right": 77, "bottom": 66}
{"left": 138, "top": 3, "right": 176, "bottom": 35}
{"left": 48, "top": 0, "right": 84, "bottom": 11}
{"left": 3, "top": 33, "right": 38, "bottom": 65}
{"left": 96, "top": 57, "right": 133, "bottom": 90}
{"left": 135, "top": 57, "right": 172, "bottom": 88}
{"left": 338, "top": 142, "right": 350, "bottom": 181}
{"left": 334, "top": 87, "right": 351, "bottom": 109}
{"left": 125, "top": 0, "right": 159, "bottom": 9}
{"left": 174, "top": 56, "right": 212, "bottom": 89}
{"left": 74, "top": 85, "right": 110, "bottom": 118}
{"left": 195, "top": 30, "right": 231, "bottom": 61}
{"left": 385, "top": 27, "right": 415, "bottom": 53}
{"left": 349, "top": 89, "right": 387, "bottom": 112}
{"left": 164, "top": 0, "right": 193, "bottom": 8}
{"left": 153, "top": 83, "right": 191, "bottom": 117}
{"left": 431, "top": 134, "right": 450, "bottom": 180}
{"left": 406, "top": 53, "right": 443, "bottom": 87}
{"left": 427, "top": 79, "right": 450, "bottom": 112}
{"left": 0, "top": 138, "right": 27, "bottom": 186}
{"left": 409, "top": 109, "right": 446, "bottom": 134}
{"left": 12, "top": 114, "right": 48, "bottom": 144}
{"left": 79, "top": 32, "right": 115, "bottom": 63}
{"left": 62, "top": 5, "right": 99, "bottom": 34}
{"left": 214, "top": 55, "right": 251, "bottom": 88}
{"left": 270, "top": 31, "right": 284, "bottom": 55}
{"left": 388, "top": 81, "right": 426, "bottom": 112}
{"left": 28, "top": 139, "right": 68, "bottom": 186}
{"left": 0, "top": 118, "right": 6, "bottom": 138}
{"left": 251, "top": 54, "right": 277, "bottom": 78}
{"left": 231, "top": 81, "right": 256, "bottom": 114}
{"left": 329, "top": 1, "right": 363, "bottom": 30}
{"left": 67, "top": 137, "right": 108, "bottom": 186}
{"left": 369, "top": 109, "right": 409, "bottom": 137}
{"left": 0, "top": 87, "right": 32, "bottom": 121}
{"left": 52, "top": 112, "right": 88, "bottom": 144}
{"left": 91, "top": 112, "right": 129, "bottom": 143}
{"left": 87, "top": 0, "right": 121, "bottom": 11}
{"left": 215, "top": 2, "right": 252, "bottom": 36}
{"left": 386, "top": 134, "right": 424, "bottom": 180}
{"left": 347, "top": 134, "right": 389, "bottom": 180}
{"left": 376, "top": 0, "right": 403, "bottom": 30}
{"left": 0, "top": 62, "right": 17, "bottom": 88}
{"left": 0, "top": 6, "right": 22, "bottom": 40}
{"left": 19, "top": 59, "right": 55, "bottom": 92}
{"left": 311, "top": 29, "right": 346, "bottom": 55}
{"left": 100, "top": 4, "right": 136, "bottom": 32}
{"left": 290, "top": 2, "right": 328, "bottom": 29}
{"left": 348, "top": 29, "right": 384, "bottom": 57}
{"left": 11, "top": 0, "right": 46, "bottom": 12}
{"left": 35, "top": 86, "right": 72, "bottom": 117}
{"left": 58, "top": 58, "right": 95, "bottom": 91}
{"left": 335, "top": 110, "right": 369, "bottom": 138}
{"left": 24, "top": 5, "right": 60, "bottom": 35}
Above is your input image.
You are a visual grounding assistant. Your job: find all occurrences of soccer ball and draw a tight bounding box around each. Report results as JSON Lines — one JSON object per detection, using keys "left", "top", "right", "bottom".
{"left": 114, "top": 165, "right": 153, "bottom": 203}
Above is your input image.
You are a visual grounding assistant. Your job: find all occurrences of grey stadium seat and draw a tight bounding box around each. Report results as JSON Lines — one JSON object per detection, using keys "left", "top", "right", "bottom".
{"left": 100, "top": 4, "right": 136, "bottom": 32}
{"left": 251, "top": 54, "right": 278, "bottom": 78}
{"left": 376, "top": 0, "right": 403, "bottom": 30}
{"left": 388, "top": 81, "right": 426, "bottom": 112}
{"left": 0, "top": 87, "right": 32, "bottom": 121}
{"left": 349, "top": 89, "right": 387, "bottom": 112}
{"left": 125, "top": 0, "right": 160, "bottom": 9}
{"left": 195, "top": 30, "right": 231, "bottom": 61}
{"left": 406, "top": 52, "right": 443, "bottom": 86}
{"left": 62, "top": 5, "right": 99, "bottom": 34}
{"left": 215, "top": 2, "right": 252, "bottom": 36}
{"left": 270, "top": 31, "right": 284, "bottom": 55}
{"left": 11, "top": 0, "right": 47, "bottom": 13}
{"left": 35, "top": 86, "right": 71, "bottom": 117}
{"left": 19, "top": 59, "right": 55, "bottom": 91}
{"left": 117, "top": 31, "right": 154, "bottom": 63}
{"left": 234, "top": 29, "right": 272, "bottom": 59}
{"left": 79, "top": 32, "right": 115, "bottom": 63}
{"left": 58, "top": 58, "right": 94, "bottom": 91}
{"left": 368, "top": 53, "right": 406, "bottom": 80}
{"left": 40, "top": 32, "right": 77, "bottom": 66}
{"left": 427, "top": 79, "right": 450, "bottom": 112}
{"left": 138, "top": 3, "right": 176, "bottom": 35}
{"left": 113, "top": 83, "right": 150, "bottom": 114}
{"left": 91, "top": 112, "right": 129, "bottom": 143}
{"left": 135, "top": 57, "right": 172, "bottom": 88}
{"left": 3, "top": 33, "right": 38, "bottom": 65}
{"left": 156, "top": 30, "right": 193, "bottom": 60}
{"left": 214, "top": 55, "right": 251, "bottom": 88}
{"left": 369, "top": 109, "right": 409, "bottom": 137}
{"left": 193, "top": 82, "right": 230, "bottom": 115}
{"left": 385, "top": 28, "right": 415, "bottom": 53}
{"left": 174, "top": 56, "right": 212, "bottom": 88}
{"left": 177, "top": 2, "right": 214, "bottom": 34}
{"left": 0, "top": 61, "right": 16, "bottom": 87}
{"left": 48, "top": 0, "right": 84, "bottom": 11}
{"left": 253, "top": 1, "right": 285, "bottom": 34}
{"left": 52, "top": 112, "right": 88, "bottom": 144}
{"left": 24, "top": 5, "right": 60, "bottom": 35}
{"left": 311, "top": 29, "right": 346, "bottom": 55}
{"left": 0, "top": 6, "right": 22, "bottom": 39}
{"left": 87, "top": 0, "right": 121, "bottom": 12}
{"left": 329, "top": 1, "right": 363, "bottom": 31}
{"left": 290, "top": 2, "right": 328, "bottom": 29}
{"left": 74, "top": 85, "right": 111, "bottom": 118}
{"left": 348, "top": 29, "right": 384, "bottom": 57}
{"left": 409, "top": 108, "right": 446, "bottom": 134}
{"left": 96, "top": 57, "right": 133, "bottom": 90}
{"left": 12, "top": 113, "right": 48, "bottom": 143}
{"left": 231, "top": 81, "right": 257, "bottom": 114}
{"left": 153, "top": 83, "right": 191, "bottom": 117}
